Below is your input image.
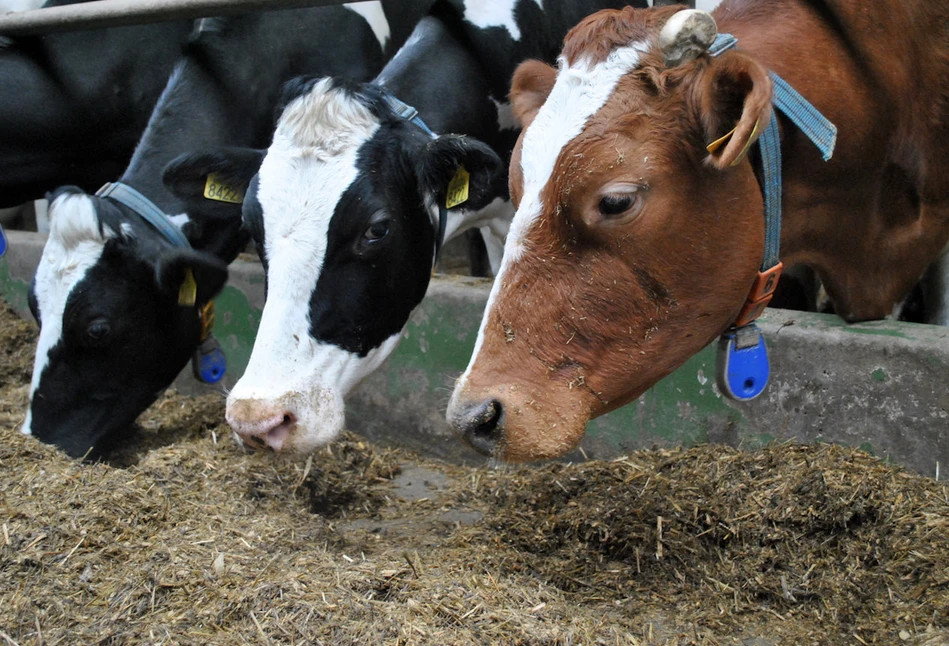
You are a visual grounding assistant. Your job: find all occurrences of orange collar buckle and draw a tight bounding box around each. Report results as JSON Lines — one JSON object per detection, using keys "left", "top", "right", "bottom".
{"left": 734, "top": 262, "right": 783, "bottom": 328}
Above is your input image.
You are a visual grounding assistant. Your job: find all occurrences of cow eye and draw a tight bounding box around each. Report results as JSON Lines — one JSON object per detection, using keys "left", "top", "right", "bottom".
{"left": 85, "top": 318, "right": 111, "bottom": 343}
{"left": 362, "top": 211, "right": 391, "bottom": 243}
{"left": 364, "top": 219, "right": 390, "bottom": 241}
{"left": 598, "top": 193, "right": 636, "bottom": 217}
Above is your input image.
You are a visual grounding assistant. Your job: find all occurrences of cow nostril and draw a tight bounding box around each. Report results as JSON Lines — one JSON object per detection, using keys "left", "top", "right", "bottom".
{"left": 460, "top": 399, "right": 503, "bottom": 456}
{"left": 228, "top": 406, "right": 297, "bottom": 452}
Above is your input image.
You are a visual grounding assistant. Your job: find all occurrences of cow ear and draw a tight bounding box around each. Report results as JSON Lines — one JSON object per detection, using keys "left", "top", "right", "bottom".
{"left": 162, "top": 148, "right": 265, "bottom": 219}
{"left": 417, "top": 135, "right": 503, "bottom": 212}
{"left": 510, "top": 59, "right": 557, "bottom": 129}
{"left": 695, "top": 51, "right": 772, "bottom": 170}
{"left": 155, "top": 248, "right": 229, "bottom": 306}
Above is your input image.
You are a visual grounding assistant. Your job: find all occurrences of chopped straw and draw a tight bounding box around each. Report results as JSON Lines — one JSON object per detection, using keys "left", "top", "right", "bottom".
{"left": 1, "top": 302, "right": 947, "bottom": 644}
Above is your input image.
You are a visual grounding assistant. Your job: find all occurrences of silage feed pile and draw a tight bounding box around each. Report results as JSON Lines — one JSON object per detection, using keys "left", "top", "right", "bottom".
{"left": 1, "top": 301, "right": 948, "bottom": 645}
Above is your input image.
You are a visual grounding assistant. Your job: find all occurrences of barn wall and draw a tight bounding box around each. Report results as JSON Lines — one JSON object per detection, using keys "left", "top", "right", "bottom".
{"left": 3, "top": 230, "right": 947, "bottom": 476}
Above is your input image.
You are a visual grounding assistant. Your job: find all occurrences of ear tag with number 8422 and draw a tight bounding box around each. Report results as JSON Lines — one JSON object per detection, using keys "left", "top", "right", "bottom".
{"left": 204, "top": 173, "right": 245, "bottom": 204}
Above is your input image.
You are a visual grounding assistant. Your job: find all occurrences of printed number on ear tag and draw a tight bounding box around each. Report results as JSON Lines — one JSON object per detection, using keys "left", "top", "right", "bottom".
{"left": 446, "top": 166, "right": 470, "bottom": 209}
{"left": 716, "top": 324, "right": 770, "bottom": 401}
{"left": 204, "top": 173, "right": 245, "bottom": 204}
{"left": 0, "top": 223, "right": 6, "bottom": 257}
{"left": 192, "top": 335, "right": 226, "bottom": 384}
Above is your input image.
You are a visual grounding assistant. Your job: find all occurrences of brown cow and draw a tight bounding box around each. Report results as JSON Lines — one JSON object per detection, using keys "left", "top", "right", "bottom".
{"left": 446, "top": 1, "right": 949, "bottom": 462}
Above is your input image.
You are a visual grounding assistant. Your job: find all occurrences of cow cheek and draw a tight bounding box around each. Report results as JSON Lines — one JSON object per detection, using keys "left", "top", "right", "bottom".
{"left": 460, "top": 280, "right": 601, "bottom": 461}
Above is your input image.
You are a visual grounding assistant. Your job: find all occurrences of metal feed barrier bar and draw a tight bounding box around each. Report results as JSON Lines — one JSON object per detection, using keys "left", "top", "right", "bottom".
{"left": 0, "top": 0, "right": 352, "bottom": 35}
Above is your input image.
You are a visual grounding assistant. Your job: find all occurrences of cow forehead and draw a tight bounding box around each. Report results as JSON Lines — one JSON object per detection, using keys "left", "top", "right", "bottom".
{"left": 461, "top": 42, "right": 651, "bottom": 372}
{"left": 257, "top": 85, "right": 379, "bottom": 257}
{"left": 257, "top": 80, "right": 381, "bottom": 245}
{"left": 253, "top": 84, "right": 382, "bottom": 346}
{"left": 506, "top": 42, "right": 651, "bottom": 260}
{"left": 36, "top": 194, "right": 115, "bottom": 319}
{"left": 256, "top": 145, "right": 365, "bottom": 256}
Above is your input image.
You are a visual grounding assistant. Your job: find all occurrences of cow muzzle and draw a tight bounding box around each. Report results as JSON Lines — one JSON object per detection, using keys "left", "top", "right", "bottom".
{"left": 225, "top": 387, "right": 345, "bottom": 453}
{"left": 449, "top": 397, "right": 505, "bottom": 456}
{"left": 226, "top": 398, "right": 297, "bottom": 452}
{"left": 447, "top": 379, "right": 592, "bottom": 462}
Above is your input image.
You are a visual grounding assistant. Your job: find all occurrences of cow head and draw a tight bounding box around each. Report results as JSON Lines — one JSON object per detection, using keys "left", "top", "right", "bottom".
{"left": 24, "top": 187, "right": 234, "bottom": 458}
{"left": 447, "top": 6, "right": 773, "bottom": 461}
{"left": 166, "top": 77, "right": 503, "bottom": 453}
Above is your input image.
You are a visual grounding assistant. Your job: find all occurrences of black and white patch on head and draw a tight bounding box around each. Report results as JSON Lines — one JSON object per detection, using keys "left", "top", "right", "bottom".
{"left": 225, "top": 75, "right": 503, "bottom": 453}
{"left": 26, "top": 189, "right": 122, "bottom": 437}
{"left": 24, "top": 188, "right": 229, "bottom": 458}
{"left": 225, "top": 77, "right": 390, "bottom": 448}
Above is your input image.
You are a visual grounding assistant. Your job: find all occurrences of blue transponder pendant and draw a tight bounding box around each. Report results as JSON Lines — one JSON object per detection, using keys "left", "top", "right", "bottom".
{"left": 192, "top": 335, "right": 226, "bottom": 384}
{"left": 716, "top": 324, "right": 770, "bottom": 401}
{"left": 0, "top": 224, "right": 6, "bottom": 257}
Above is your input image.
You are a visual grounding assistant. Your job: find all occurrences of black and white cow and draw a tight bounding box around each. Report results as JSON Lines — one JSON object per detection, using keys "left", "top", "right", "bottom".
{"left": 0, "top": 1, "right": 195, "bottom": 207}
{"left": 23, "top": 3, "right": 402, "bottom": 458}
{"left": 166, "top": 0, "right": 691, "bottom": 453}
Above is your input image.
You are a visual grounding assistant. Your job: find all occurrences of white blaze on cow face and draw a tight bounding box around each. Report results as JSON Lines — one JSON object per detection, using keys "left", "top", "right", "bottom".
{"left": 452, "top": 41, "right": 651, "bottom": 395}
{"left": 226, "top": 80, "right": 398, "bottom": 453}
{"left": 462, "top": 0, "right": 541, "bottom": 41}
{"left": 23, "top": 193, "right": 113, "bottom": 435}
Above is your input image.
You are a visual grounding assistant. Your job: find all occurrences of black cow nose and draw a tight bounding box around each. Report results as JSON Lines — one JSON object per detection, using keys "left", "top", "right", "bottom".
{"left": 455, "top": 399, "right": 503, "bottom": 456}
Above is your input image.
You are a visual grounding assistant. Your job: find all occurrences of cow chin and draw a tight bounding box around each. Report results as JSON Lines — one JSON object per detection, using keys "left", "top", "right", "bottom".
{"left": 448, "top": 376, "right": 595, "bottom": 463}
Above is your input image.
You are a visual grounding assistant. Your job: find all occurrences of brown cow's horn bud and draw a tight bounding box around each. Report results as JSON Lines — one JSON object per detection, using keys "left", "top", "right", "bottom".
{"left": 658, "top": 9, "right": 717, "bottom": 68}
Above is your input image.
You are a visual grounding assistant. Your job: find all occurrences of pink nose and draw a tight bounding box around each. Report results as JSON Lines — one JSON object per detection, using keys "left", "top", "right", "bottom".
{"left": 226, "top": 399, "right": 296, "bottom": 452}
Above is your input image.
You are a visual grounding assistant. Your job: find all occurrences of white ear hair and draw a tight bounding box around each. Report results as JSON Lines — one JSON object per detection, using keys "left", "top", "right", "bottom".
{"left": 658, "top": 9, "right": 717, "bottom": 68}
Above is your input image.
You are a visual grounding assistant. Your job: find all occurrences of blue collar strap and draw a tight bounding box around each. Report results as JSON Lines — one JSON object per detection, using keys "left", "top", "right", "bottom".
{"left": 96, "top": 182, "right": 191, "bottom": 249}
{"left": 709, "top": 33, "right": 836, "bottom": 401}
{"left": 383, "top": 93, "right": 437, "bottom": 138}
{"left": 382, "top": 91, "right": 447, "bottom": 261}
{"left": 709, "top": 33, "right": 836, "bottom": 326}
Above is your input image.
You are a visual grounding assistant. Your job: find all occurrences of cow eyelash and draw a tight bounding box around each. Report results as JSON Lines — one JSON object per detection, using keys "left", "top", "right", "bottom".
{"left": 364, "top": 218, "right": 390, "bottom": 242}
{"left": 361, "top": 210, "right": 391, "bottom": 244}
{"left": 597, "top": 186, "right": 644, "bottom": 220}
{"left": 599, "top": 193, "right": 636, "bottom": 216}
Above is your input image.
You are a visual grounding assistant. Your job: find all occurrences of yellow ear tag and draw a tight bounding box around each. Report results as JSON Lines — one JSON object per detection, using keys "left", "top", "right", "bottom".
{"left": 203, "top": 173, "right": 245, "bottom": 204}
{"left": 706, "top": 118, "right": 762, "bottom": 165}
{"left": 706, "top": 126, "right": 738, "bottom": 154}
{"left": 178, "top": 268, "right": 197, "bottom": 306}
{"left": 731, "top": 118, "right": 762, "bottom": 166}
{"left": 445, "top": 166, "right": 470, "bottom": 209}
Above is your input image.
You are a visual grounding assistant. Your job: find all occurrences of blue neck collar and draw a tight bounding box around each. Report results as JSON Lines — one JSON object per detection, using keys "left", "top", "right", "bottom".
{"left": 96, "top": 182, "right": 191, "bottom": 249}
{"left": 381, "top": 91, "right": 448, "bottom": 262}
